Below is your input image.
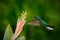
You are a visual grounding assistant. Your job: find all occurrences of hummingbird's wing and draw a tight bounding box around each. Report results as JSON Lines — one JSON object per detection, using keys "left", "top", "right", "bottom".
{"left": 27, "top": 19, "right": 41, "bottom": 26}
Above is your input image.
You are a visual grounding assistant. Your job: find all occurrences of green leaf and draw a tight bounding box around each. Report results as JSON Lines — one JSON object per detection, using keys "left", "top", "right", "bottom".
{"left": 3, "top": 24, "right": 13, "bottom": 40}
{"left": 16, "top": 36, "right": 25, "bottom": 40}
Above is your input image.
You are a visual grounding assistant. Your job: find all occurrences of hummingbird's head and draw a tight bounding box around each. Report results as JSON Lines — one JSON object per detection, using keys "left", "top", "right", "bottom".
{"left": 34, "top": 16, "right": 40, "bottom": 20}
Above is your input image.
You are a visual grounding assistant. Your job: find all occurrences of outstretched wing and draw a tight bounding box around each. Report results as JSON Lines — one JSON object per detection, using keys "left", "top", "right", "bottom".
{"left": 27, "top": 18, "right": 41, "bottom": 26}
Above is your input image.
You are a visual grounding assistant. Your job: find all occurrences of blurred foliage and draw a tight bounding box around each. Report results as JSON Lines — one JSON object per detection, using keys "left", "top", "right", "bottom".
{"left": 0, "top": 0, "right": 60, "bottom": 40}
{"left": 3, "top": 25, "right": 13, "bottom": 40}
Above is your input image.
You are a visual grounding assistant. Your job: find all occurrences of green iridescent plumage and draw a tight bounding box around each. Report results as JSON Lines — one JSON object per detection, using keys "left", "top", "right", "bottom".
{"left": 34, "top": 16, "right": 49, "bottom": 26}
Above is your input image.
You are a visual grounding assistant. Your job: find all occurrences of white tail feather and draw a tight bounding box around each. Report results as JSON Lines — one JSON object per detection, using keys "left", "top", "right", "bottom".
{"left": 46, "top": 27, "right": 54, "bottom": 30}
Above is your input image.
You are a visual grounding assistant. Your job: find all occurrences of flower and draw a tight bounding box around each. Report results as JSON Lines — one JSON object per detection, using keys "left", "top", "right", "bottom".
{"left": 12, "top": 11, "right": 27, "bottom": 40}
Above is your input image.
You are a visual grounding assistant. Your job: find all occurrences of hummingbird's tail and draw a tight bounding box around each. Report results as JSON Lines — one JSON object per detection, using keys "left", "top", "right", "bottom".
{"left": 45, "top": 25, "right": 54, "bottom": 30}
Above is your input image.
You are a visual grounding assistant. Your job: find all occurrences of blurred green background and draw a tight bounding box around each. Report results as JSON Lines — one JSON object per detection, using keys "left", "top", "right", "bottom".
{"left": 0, "top": 0, "right": 60, "bottom": 40}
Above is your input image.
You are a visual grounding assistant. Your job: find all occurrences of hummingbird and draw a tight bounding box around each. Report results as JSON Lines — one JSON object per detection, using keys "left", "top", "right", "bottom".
{"left": 27, "top": 16, "right": 54, "bottom": 31}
